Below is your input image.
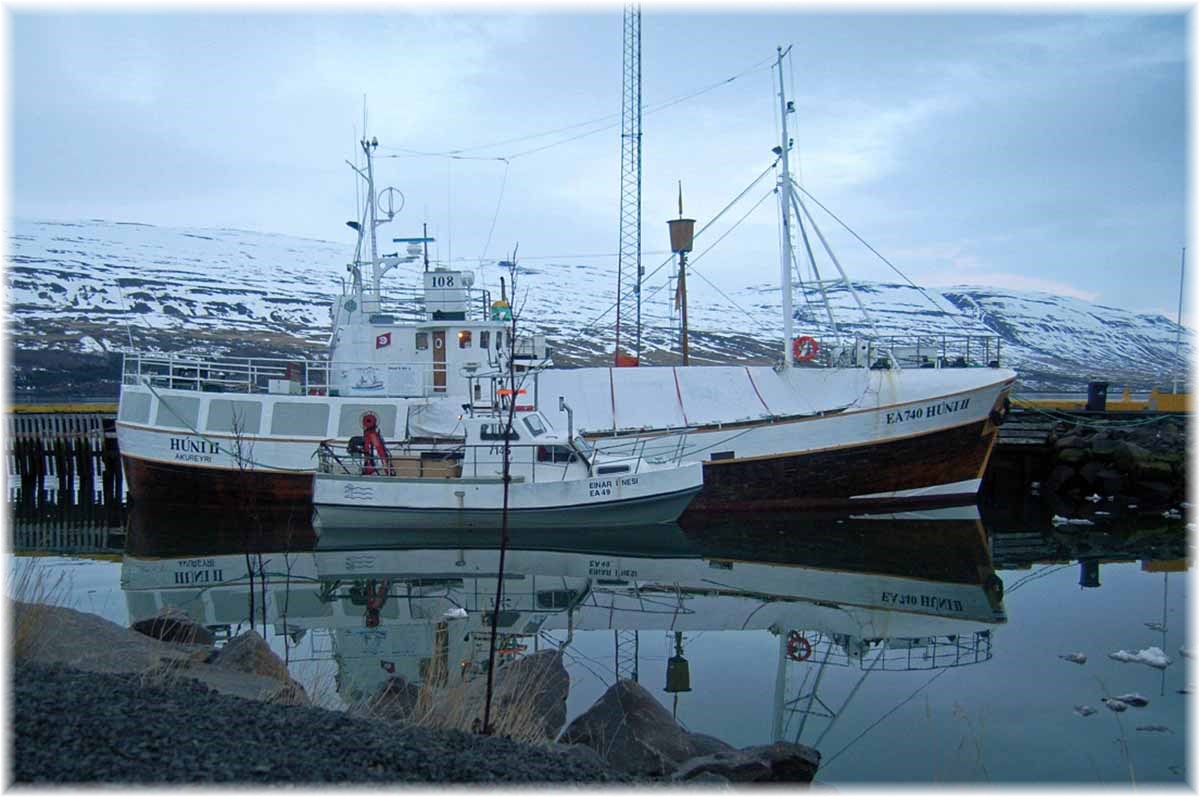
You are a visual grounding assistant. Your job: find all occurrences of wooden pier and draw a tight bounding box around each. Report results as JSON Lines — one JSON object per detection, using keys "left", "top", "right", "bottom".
{"left": 7, "top": 403, "right": 122, "bottom": 510}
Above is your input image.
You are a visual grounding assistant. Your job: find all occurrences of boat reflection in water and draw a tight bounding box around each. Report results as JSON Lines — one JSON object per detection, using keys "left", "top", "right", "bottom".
{"left": 120, "top": 505, "right": 1006, "bottom": 742}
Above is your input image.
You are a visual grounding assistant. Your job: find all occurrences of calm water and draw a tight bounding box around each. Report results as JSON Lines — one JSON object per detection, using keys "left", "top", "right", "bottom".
{"left": 9, "top": 497, "right": 1190, "bottom": 785}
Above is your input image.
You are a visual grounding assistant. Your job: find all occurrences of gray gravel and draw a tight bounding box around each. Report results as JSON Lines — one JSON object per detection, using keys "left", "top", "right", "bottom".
{"left": 11, "top": 661, "right": 632, "bottom": 784}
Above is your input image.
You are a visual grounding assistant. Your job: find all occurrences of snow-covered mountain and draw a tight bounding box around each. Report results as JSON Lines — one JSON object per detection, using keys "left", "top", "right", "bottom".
{"left": 7, "top": 218, "right": 1191, "bottom": 396}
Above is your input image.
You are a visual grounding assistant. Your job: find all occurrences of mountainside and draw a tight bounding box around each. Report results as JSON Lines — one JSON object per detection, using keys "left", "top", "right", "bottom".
{"left": 6, "top": 218, "right": 1191, "bottom": 397}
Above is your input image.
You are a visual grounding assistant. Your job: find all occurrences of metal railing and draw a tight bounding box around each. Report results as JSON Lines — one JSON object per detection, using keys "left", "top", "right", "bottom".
{"left": 801, "top": 334, "right": 1004, "bottom": 370}
{"left": 317, "top": 441, "right": 576, "bottom": 484}
{"left": 121, "top": 353, "right": 442, "bottom": 398}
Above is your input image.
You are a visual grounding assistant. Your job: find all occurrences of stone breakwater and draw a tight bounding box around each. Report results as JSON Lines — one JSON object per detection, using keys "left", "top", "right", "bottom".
{"left": 1040, "top": 417, "right": 1187, "bottom": 507}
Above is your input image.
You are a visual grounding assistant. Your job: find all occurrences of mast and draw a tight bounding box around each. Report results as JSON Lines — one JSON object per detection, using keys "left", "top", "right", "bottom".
{"left": 776, "top": 45, "right": 795, "bottom": 368}
{"left": 363, "top": 136, "right": 381, "bottom": 291}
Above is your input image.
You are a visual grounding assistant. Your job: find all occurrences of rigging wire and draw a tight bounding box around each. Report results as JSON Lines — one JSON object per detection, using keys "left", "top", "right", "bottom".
{"left": 793, "top": 184, "right": 973, "bottom": 333}
{"left": 579, "top": 158, "right": 780, "bottom": 334}
{"left": 820, "top": 667, "right": 951, "bottom": 770}
{"left": 379, "top": 55, "right": 775, "bottom": 163}
{"left": 668, "top": 189, "right": 777, "bottom": 324}
{"left": 477, "top": 159, "right": 512, "bottom": 285}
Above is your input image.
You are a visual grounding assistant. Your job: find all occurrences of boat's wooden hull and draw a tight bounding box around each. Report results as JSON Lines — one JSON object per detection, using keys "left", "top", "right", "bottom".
{"left": 123, "top": 414, "right": 995, "bottom": 513}
{"left": 690, "top": 417, "right": 997, "bottom": 512}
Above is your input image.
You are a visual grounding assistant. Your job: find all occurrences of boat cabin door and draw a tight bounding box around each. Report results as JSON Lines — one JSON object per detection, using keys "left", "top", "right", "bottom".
{"left": 432, "top": 329, "right": 446, "bottom": 393}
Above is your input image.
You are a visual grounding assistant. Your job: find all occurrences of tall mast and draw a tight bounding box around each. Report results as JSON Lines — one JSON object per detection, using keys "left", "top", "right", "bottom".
{"left": 614, "top": 4, "right": 643, "bottom": 366}
{"left": 776, "top": 45, "right": 795, "bottom": 368}
{"left": 363, "top": 136, "right": 381, "bottom": 291}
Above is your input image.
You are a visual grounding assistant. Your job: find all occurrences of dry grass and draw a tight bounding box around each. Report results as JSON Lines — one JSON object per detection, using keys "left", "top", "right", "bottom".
{"left": 359, "top": 651, "right": 564, "bottom": 746}
{"left": 9, "top": 557, "right": 71, "bottom": 661}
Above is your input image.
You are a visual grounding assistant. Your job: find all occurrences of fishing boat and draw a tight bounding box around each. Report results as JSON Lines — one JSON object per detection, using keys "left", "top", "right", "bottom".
{"left": 310, "top": 386, "right": 703, "bottom": 529}
{"left": 115, "top": 52, "right": 1016, "bottom": 512}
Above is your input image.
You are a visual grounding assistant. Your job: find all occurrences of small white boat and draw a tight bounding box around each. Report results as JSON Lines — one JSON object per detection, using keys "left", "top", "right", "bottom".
{"left": 312, "top": 397, "right": 703, "bottom": 530}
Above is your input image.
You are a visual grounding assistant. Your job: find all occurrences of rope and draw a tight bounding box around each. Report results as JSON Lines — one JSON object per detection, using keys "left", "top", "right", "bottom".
{"left": 1012, "top": 402, "right": 1181, "bottom": 430}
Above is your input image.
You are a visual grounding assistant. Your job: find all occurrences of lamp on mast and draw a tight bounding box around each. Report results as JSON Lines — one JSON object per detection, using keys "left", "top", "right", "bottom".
{"left": 667, "top": 181, "right": 695, "bottom": 366}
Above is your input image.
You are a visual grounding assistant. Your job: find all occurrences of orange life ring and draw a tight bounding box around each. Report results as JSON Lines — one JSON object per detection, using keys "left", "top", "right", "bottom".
{"left": 786, "top": 631, "right": 812, "bottom": 661}
{"left": 792, "top": 336, "right": 819, "bottom": 362}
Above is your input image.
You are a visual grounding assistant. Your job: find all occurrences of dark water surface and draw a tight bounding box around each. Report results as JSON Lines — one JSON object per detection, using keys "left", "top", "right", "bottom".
{"left": 9, "top": 496, "right": 1190, "bottom": 785}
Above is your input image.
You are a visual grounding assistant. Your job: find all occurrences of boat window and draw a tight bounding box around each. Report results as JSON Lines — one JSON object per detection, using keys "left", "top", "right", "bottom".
{"left": 495, "top": 331, "right": 504, "bottom": 350}
{"left": 271, "top": 402, "right": 331, "bottom": 436}
{"left": 537, "top": 445, "right": 576, "bottom": 464}
{"left": 337, "top": 404, "right": 398, "bottom": 438}
{"left": 522, "top": 415, "right": 546, "bottom": 437}
{"left": 206, "top": 399, "right": 263, "bottom": 433}
{"left": 153, "top": 396, "right": 200, "bottom": 430}
{"left": 480, "top": 331, "right": 490, "bottom": 349}
{"left": 597, "top": 464, "right": 630, "bottom": 475}
{"left": 458, "top": 330, "right": 472, "bottom": 349}
{"left": 479, "top": 423, "right": 520, "bottom": 441}
{"left": 118, "top": 391, "right": 152, "bottom": 424}
{"left": 536, "top": 589, "right": 581, "bottom": 609}
{"left": 573, "top": 436, "right": 595, "bottom": 459}
{"left": 416, "top": 332, "right": 429, "bottom": 351}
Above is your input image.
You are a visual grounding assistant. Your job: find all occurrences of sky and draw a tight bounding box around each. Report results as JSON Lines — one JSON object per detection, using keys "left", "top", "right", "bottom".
{"left": 7, "top": 4, "right": 1192, "bottom": 324}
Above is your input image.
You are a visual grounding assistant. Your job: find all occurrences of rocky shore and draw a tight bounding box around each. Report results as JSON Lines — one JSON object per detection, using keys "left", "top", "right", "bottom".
{"left": 12, "top": 661, "right": 629, "bottom": 784}
{"left": 1039, "top": 416, "right": 1188, "bottom": 508}
{"left": 10, "top": 601, "right": 819, "bottom": 785}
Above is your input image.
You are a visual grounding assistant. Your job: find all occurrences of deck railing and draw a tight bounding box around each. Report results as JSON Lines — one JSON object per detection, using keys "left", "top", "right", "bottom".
{"left": 121, "top": 353, "right": 439, "bottom": 398}
{"left": 806, "top": 334, "right": 1004, "bottom": 369}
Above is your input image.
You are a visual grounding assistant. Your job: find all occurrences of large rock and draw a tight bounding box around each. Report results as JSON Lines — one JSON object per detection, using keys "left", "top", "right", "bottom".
{"left": 1114, "top": 441, "right": 1151, "bottom": 472}
{"left": 131, "top": 607, "right": 215, "bottom": 646}
{"left": 559, "top": 679, "right": 733, "bottom": 777}
{"left": 210, "top": 630, "right": 291, "bottom": 684}
{"left": 12, "top": 601, "right": 308, "bottom": 706}
{"left": 672, "top": 741, "right": 821, "bottom": 783}
{"left": 208, "top": 630, "right": 309, "bottom": 704}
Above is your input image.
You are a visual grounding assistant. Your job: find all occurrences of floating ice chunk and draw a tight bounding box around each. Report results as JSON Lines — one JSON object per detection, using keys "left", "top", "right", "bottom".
{"left": 1114, "top": 693, "right": 1149, "bottom": 707}
{"left": 1145, "top": 622, "right": 1167, "bottom": 632}
{"left": 1095, "top": 511, "right": 1112, "bottom": 516}
{"left": 1102, "top": 698, "right": 1129, "bottom": 712}
{"left": 1109, "top": 646, "right": 1171, "bottom": 669}
{"left": 1085, "top": 493, "right": 1102, "bottom": 503}
{"left": 1162, "top": 509, "right": 1182, "bottom": 520}
{"left": 1059, "top": 652, "right": 1087, "bottom": 664}
{"left": 1179, "top": 646, "right": 1192, "bottom": 660}
{"left": 1073, "top": 705, "right": 1097, "bottom": 717}
{"left": 1051, "top": 514, "right": 1069, "bottom": 526}
{"left": 442, "top": 607, "right": 468, "bottom": 619}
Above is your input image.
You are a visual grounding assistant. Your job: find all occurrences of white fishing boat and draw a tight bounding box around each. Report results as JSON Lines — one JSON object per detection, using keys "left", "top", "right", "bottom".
{"left": 311, "top": 390, "right": 703, "bottom": 529}
{"left": 115, "top": 52, "right": 1016, "bottom": 512}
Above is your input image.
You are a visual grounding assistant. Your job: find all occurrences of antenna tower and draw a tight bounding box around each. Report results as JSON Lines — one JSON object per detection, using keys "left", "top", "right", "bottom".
{"left": 614, "top": 4, "right": 643, "bottom": 366}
